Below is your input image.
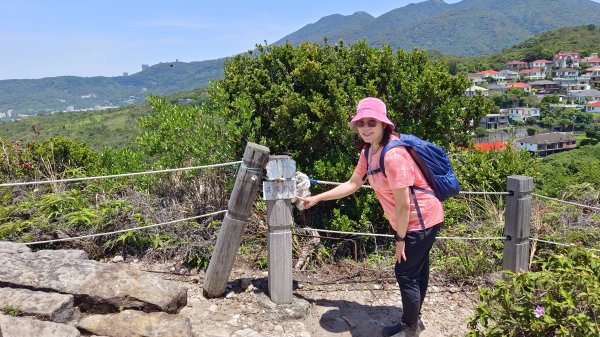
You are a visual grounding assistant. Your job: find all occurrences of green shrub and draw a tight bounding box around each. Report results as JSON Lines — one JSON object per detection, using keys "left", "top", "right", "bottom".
{"left": 467, "top": 249, "right": 600, "bottom": 336}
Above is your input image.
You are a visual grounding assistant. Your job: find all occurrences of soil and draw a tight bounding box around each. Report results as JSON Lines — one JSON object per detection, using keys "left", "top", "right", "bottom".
{"left": 142, "top": 258, "right": 481, "bottom": 337}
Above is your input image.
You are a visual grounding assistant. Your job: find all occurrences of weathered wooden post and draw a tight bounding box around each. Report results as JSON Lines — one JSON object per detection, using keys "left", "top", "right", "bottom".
{"left": 263, "top": 156, "right": 295, "bottom": 304}
{"left": 203, "top": 143, "right": 270, "bottom": 298}
{"left": 502, "top": 175, "right": 533, "bottom": 273}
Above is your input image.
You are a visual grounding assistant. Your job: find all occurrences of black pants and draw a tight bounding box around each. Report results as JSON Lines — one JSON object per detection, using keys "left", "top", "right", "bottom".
{"left": 394, "top": 223, "right": 440, "bottom": 326}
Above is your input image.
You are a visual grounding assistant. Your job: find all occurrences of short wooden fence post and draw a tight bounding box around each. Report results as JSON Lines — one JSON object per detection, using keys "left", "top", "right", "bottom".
{"left": 502, "top": 175, "right": 533, "bottom": 273}
{"left": 203, "top": 143, "right": 270, "bottom": 298}
{"left": 263, "top": 156, "right": 295, "bottom": 304}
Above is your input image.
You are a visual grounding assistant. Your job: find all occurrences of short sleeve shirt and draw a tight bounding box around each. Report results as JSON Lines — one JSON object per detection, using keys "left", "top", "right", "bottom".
{"left": 353, "top": 136, "right": 444, "bottom": 232}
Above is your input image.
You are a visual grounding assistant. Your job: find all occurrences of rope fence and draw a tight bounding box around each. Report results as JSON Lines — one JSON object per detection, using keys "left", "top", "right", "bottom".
{"left": 532, "top": 193, "right": 600, "bottom": 212}
{"left": 0, "top": 161, "right": 242, "bottom": 187}
{"left": 0, "top": 161, "right": 597, "bottom": 254}
{"left": 306, "top": 228, "right": 507, "bottom": 241}
{"left": 23, "top": 209, "right": 227, "bottom": 246}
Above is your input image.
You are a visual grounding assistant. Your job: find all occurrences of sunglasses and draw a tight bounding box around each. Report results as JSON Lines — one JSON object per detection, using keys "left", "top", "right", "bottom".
{"left": 355, "top": 120, "right": 379, "bottom": 128}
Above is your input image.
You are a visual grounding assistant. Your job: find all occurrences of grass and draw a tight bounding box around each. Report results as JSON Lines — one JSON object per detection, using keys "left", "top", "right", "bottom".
{"left": 0, "top": 103, "right": 150, "bottom": 150}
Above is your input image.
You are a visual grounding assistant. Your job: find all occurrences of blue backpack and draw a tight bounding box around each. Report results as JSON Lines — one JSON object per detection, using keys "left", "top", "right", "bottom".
{"left": 362, "top": 134, "right": 461, "bottom": 202}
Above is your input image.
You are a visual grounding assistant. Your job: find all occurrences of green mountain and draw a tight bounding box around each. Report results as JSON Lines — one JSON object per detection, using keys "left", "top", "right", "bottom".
{"left": 446, "top": 25, "right": 600, "bottom": 73}
{"left": 0, "top": 59, "right": 224, "bottom": 115}
{"left": 275, "top": 0, "right": 600, "bottom": 55}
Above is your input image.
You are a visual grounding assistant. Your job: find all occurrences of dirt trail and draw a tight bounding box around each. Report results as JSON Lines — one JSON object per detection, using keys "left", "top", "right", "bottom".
{"left": 148, "top": 261, "right": 479, "bottom": 337}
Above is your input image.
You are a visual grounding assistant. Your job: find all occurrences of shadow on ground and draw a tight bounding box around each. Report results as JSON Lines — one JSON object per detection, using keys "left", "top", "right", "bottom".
{"left": 297, "top": 294, "right": 403, "bottom": 337}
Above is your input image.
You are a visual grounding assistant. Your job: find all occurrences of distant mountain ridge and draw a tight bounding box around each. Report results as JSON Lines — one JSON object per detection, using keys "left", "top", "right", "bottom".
{"left": 275, "top": 0, "right": 600, "bottom": 55}
{"left": 0, "top": 59, "right": 225, "bottom": 115}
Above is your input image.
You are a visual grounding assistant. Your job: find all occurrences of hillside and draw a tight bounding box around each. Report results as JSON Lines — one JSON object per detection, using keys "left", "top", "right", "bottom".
{"left": 275, "top": 0, "right": 600, "bottom": 56}
{"left": 0, "top": 88, "right": 208, "bottom": 149}
{"left": 446, "top": 25, "right": 600, "bottom": 73}
{"left": 0, "top": 58, "right": 224, "bottom": 115}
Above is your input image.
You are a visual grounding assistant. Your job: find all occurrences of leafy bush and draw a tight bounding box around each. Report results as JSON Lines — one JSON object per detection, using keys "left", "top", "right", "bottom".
{"left": 537, "top": 142, "right": 600, "bottom": 197}
{"left": 468, "top": 249, "right": 600, "bottom": 336}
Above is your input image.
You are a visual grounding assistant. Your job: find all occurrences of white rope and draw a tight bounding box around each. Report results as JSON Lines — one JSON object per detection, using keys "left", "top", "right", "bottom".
{"left": 532, "top": 193, "right": 600, "bottom": 212}
{"left": 460, "top": 191, "right": 509, "bottom": 196}
{"left": 0, "top": 161, "right": 242, "bottom": 187}
{"left": 531, "top": 238, "right": 600, "bottom": 253}
{"left": 307, "top": 228, "right": 506, "bottom": 241}
{"left": 310, "top": 179, "right": 373, "bottom": 189}
{"left": 23, "top": 210, "right": 227, "bottom": 245}
{"left": 309, "top": 179, "right": 509, "bottom": 195}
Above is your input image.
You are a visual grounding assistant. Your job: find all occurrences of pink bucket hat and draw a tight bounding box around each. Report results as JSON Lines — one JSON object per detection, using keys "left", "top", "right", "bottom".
{"left": 349, "top": 97, "right": 395, "bottom": 132}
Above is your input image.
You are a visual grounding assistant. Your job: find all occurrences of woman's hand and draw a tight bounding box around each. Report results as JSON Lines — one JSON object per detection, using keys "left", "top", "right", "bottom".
{"left": 296, "top": 196, "right": 319, "bottom": 209}
{"left": 395, "top": 241, "right": 406, "bottom": 263}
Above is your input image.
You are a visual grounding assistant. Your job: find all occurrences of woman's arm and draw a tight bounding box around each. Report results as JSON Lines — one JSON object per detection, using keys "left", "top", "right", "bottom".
{"left": 392, "top": 186, "right": 410, "bottom": 262}
{"left": 297, "top": 171, "right": 365, "bottom": 209}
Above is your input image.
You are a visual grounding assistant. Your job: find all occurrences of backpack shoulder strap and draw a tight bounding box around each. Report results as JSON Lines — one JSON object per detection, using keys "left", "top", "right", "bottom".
{"left": 378, "top": 139, "right": 407, "bottom": 177}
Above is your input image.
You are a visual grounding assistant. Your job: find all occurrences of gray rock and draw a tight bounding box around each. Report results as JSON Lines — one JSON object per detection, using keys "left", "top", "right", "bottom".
{"left": 0, "top": 241, "right": 30, "bottom": 254}
{"left": 35, "top": 249, "right": 88, "bottom": 260}
{"left": 255, "top": 293, "right": 310, "bottom": 320}
{"left": 77, "top": 310, "right": 192, "bottom": 337}
{"left": 112, "top": 256, "right": 124, "bottom": 263}
{"left": 0, "top": 287, "right": 75, "bottom": 323}
{"left": 0, "top": 249, "right": 187, "bottom": 313}
{"left": 0, "top": 314, "right": 80, "bottom": 337}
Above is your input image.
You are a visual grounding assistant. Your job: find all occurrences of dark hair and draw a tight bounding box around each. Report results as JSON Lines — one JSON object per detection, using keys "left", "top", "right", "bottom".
{"left": 355, "top": 125, "right": 398, "bottom": 151}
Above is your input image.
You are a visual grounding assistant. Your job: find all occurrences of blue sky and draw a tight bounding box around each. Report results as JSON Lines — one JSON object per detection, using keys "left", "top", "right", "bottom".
{"left": 0, "top": 0, "right": 596, "bottom": 80}
{"left": 0, "top": 0, "right": 468, "bottom": 80}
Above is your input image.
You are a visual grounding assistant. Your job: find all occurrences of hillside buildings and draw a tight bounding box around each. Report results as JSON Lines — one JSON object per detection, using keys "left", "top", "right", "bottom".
{"left": 470, "top": 50, "right": 600, "bottom": 131}
{"left": 516, "top": 133, "right": 576, "bottom": 156}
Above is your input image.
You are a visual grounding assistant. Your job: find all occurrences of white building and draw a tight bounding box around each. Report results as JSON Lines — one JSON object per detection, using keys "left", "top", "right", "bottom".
{"left": 508, "top": 107, "right": 541, "bottom": 122}
{"left": 517, "top": 133, "right": 577, "bottom": 156}
{"left": 465, "top": 85, "right": 489, "bottom": 97}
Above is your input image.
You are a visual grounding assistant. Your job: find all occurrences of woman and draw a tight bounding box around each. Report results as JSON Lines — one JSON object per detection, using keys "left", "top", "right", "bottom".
{"left": 297, "top": 97, "right": 443, "bottom": 337}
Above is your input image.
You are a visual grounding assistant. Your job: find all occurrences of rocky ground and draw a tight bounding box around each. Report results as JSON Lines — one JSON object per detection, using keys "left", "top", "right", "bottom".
{"left": 0, "top": 241, "right": 481, "bottom": 337}
{"left": 157, "top": 260, "right": 480, "bottom": 337}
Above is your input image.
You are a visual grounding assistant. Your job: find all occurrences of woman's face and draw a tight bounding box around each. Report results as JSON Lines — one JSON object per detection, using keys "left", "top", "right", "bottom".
{"left": 356, "top": 118, "right": 385, "bottom": 144}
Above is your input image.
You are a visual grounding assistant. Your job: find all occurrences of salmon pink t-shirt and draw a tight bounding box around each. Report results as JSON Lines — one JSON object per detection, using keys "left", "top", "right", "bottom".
{"left": 354, "top": 136, "right": 444, "bottom": 232}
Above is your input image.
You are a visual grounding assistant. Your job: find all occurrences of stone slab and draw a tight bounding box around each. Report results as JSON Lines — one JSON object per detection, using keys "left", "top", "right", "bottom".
{"left": 0, "top": 314, "right": 80, "bottom": 337}
{"left": 0, "top": 242, "right": 187, "bottom": 313}
{"left": 0, "top": 287, "right": 75, "bottom": 323}
{"left": 77, "top": 310, "right": 192, "bottom": 337}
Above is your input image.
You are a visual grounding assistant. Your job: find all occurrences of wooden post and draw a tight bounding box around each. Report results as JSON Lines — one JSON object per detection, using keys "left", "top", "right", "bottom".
{"left": 502, "top": 175, "right": 533, "bottom": 273}
{"left": 203, "top": 143, "right": 270, "bottom": 298}
{"left": 263, "top": 156, "right": 295, "bottom": 304}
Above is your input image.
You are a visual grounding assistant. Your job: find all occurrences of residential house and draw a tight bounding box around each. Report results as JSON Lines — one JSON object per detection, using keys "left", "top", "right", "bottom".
{"left": 508, "top": 107, "right": 541, "bottom": 122}
{"left": 519, "top": 68, "right": 545, "bottom": 80}
{"left": 465, "top": 85, "right": 489, "bottom": 97}
{"left": 499, "top": 69, "right": 519, "bottom": 80}
{"left": 487, "top": 83, "right": 509, "bottom": 93}
{"left": 554, "top": 68, "right": 586, "bottom": 92}
{"left": 586, "top": 66, "right": 600, "bottom": 88}
{"left": 585, "top": 101, "right": 600, "bottom": 113}
{"left": 479, "top": 114, "right": 509, "bottom": 129}
{"left": 571, "top": 89, "right": 600, "bottom": 103}
{"left": 587, "top": 57, "right": 600, "bottom": 67}
{"left": 476, "top": 70, "right": 504, "bottom": 81}
{"left": 529, "top": 80, "right": 560, "bottom": 94}
{"left": 507, "top": 82, "right": 532, "bottom": 93}
{"left": 555, "top": 68, "right": 579, "bottom": 78}
{"left": 505, "top": 60, "right": 528, "bottom": 71}
{"left": 584, "top": 53, "right": 600, "bottom": 66}
{"left": 466, "top": 73, "right": 485, "bottom": 84}
{"left": 516, "top": 133, "right": 576, "bottom": 156}
{"left": 530, "top": 59, "right": 553, "bottom": 71}
{"left": 553, "top": 52, "right": 580, "bottom": 68}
